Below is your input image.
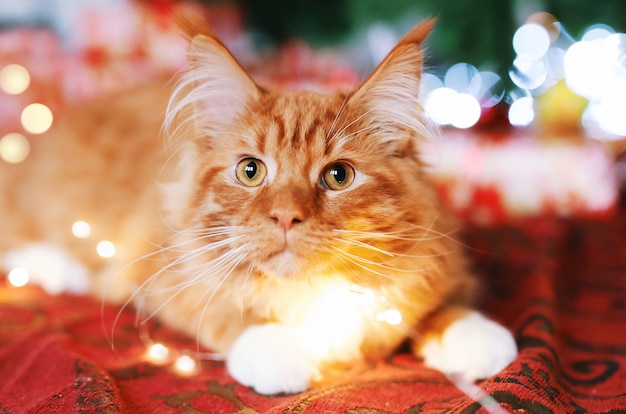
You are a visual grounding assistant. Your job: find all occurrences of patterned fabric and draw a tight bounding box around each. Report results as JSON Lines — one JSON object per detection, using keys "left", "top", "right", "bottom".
{"left": 1, "top": 208, "right": 626, "bottom": 413}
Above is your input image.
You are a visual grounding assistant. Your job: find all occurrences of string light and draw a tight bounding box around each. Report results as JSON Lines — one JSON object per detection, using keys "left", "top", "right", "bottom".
{"left": 21, "top": 103, "right": 53, "bottom": 134}
{"left": 508, "top": 96, "right": 535, "bottom": 127}
{"left": 376, "top": 308, "right": 403, "bottom": 326}
{"left": 0, "top": 64, "right": 30, "bottom": 95}
{"left": 72, "top": 221, "right": 92, "bottom": 238}
{"left": 174, "top": 354, "right": 199, "bottom": 375}
{"left": 96, "top": 240, "right": 116, "bottom": 258}
{"left": 423, "top": 63, "right": 498, "bottom": 129}
{"left": 7, "top": 268, "right": 30, "bottom": 288}
{"left": 146, "top": 343, "right": 171, "bottom": 364}
{"left": 0, "top": 133, "right": 30, "bottom": 164}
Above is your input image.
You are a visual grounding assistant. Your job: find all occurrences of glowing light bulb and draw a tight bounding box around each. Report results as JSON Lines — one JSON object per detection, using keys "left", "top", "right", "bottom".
{"left": 21, "top": 103, "right": 53, "bottom": 134}
{"left": 508, "top": 97, "right": 535, "bottom": 127}
{"left": 0, "top": 133, "right": 30, "bottom": 164}
{"left": 377, "top": 308, "right": 403, "bottom": 326}
{"left": 444, "top": 62, "right": 480, "bottom": 95}
{"left": 7, "top": 268, "right": 30, "bottom": 287}
{"left": 174, "top": 355, "right": 198, "bottom": 375}
{"left": 425, "top": 87, "right": 458, "bottom": 125}
{"left": 513, "top": 23, "right": 551, "bottom": 60}
{"left": 72, "top": 221, "right": 92, "bottom": 238}
{"left": 450, "top": 93, "right": 481, "bottom": 129}
{"left": 147, "top": 343, "right": 170, "bottom": 363}
{"left": 0, "top": 64, "right": 30, "bottom": 95}
{"left": 96, "top": 241, "right": 116, "bottom": 258}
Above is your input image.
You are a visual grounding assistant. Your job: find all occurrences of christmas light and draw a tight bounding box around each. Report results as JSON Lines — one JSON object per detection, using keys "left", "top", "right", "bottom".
{"left": 174, "top": 354, "right": 199, "bottom": 375}
{"left": 0, "top": 133, "right": 30, "bottom": 164}
{"left": 0, "top": 64, "right": 30, "bottom": 95}
{"left": 96, "top": 241, "right": 116, "bottom": 258}
{"left": 376, "top": 308, "right": 403, "bottom": 326}
{"left": 513, "top": 23, "right": 551, "bottom": 60}
{"left": 450, "top": 93, "right": 481, "bottom": 129}
{"left": 146, "top": 343, "right": 170, "bottom": 364}
{"left": 21, "top": 103, "right": 53, "bottom": 134}
{"left": 72, "top": 221, "right": 92, "bottom": 238}
{"left": 508, "top": 96, "right": 535, "bottom": 127}
{"left": 7, "top": 268, "right": 30, "bottom": 288}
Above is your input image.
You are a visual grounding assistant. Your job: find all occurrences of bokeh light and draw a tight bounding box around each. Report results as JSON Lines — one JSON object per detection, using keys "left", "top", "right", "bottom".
{"left": 422, "top": 62, "right": 502, "bottom": 130}
{"left": 581, "top": 24, "right": 615, "bottom": 42}
{"left": 147, "top": 343, "right": 170, "bottom": 364}
{"left": 505, "top": 14, "right": 626, "bottom": 137}
{"left": 443, "top": 63, "right": 480, "bottom": 95}
{"left": 0, "top": 133, "right": 30, "bottom": 164}
{"left": 376, "top": 308, "right": 403, "bottom": 326}
{"left": 96, "top": 240, "right": 116, "bottom": 258}
{"left": 72, "top": 221, "right": 92, "bottom": 238}
{"left": 0, "top": 64, "right": 30, "bottom": 95}
{"left": 425, "top": 87, "right": 458, "bottom": 125}
{"left": 21, "top": 103, "right": 54, "bottom": 134}
{"left": 174, "top": 355, "right": 198, "bottom": 375}
{"left": 7, "top": 268, "right": 30, "bottom": 288}
{"left": 513, "top": 23, "right": 551, "bottom": 60}
{"left": 508, "top": 97, "right": 535, "bottom": 127}
{"left": 510, "top": 56, "right": 548, "bottom": 90}
{"left": 451, "top": 93, "right": 482, "bottom": 129}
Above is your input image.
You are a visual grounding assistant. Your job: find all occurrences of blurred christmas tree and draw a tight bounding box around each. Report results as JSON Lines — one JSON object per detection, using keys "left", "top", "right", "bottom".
{"left": 234, "top": 0, "right": 626, "bottom": 79}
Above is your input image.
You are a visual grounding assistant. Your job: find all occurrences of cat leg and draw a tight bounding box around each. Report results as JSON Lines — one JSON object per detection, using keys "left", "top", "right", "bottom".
{"left": 415, "top": 306, "right": 517, "bottom": 381}
{"left": 226, "top": 323, "right": 320, "bottom": 395}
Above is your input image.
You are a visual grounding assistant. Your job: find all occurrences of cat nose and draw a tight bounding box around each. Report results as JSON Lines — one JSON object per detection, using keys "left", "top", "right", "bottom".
{"left": 270, "top": 208, "right": 304, "bottom": 233}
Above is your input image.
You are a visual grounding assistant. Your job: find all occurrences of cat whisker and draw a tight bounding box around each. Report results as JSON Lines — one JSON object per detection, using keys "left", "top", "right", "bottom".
{"left": 325, "top": 92, "right": 351, "bottom": 141}
{"left": 109, "top": 233, "right": 243, "bottom": 344}
{"left": 333, "top": 237, "right": 395, "bottom": 257}
{"left": 195, "top": 247, "right": 251, "bottom": 349}
{"left": 330, "top": 245, "right": 433, "bottom": 274}
{"left": 137, "top": 243, "right": 250, "bottom": 324}
{"left": 323, "top": 246, "right": 405, "bottom": 280}
{"left": 334, "top": 221, "right": 463, "bottom": 245}
{"left": 238, "top": 259, "right": 256, "bottom": 324}
{"left": 139, "top": 236, "right": 242, "bottom": 295}
{"left": 327, "top": 103, "right": 382, "bottom": 147}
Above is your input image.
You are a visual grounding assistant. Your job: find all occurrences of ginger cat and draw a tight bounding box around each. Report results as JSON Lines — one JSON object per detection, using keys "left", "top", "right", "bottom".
{"left": 0, "top": 19, "right": 517, "bottom": 394}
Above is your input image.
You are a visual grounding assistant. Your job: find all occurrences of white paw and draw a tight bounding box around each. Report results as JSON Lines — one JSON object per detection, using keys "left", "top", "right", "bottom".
{"left": 3, "top": 243, "right": 90, "bottom": 295}
{"left": 421, "top": 311, "right": 517, "bottom": 381}
{"left": 226, "top": 323, "right": 318, "bottom": 395}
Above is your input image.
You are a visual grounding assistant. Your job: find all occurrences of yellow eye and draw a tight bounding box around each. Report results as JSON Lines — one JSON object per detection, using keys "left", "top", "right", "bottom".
{"left": 236, "top": 158, "right": 267, "bottom": 187}
{"left": 322, "top": 162, "right": 355, "bottom": 191}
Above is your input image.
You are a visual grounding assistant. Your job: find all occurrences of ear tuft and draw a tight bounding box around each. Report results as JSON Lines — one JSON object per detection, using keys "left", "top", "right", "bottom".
{"left": 348, "top": 19, "right": 437, "bottom": 145}
{"left": 165, "top": 22, "right": 259, "bottom": 147}
{"left": 395, "top": 18, "right": 436, "bottom": 50}
{"left": 171, "top": 4, "right": 217, "bottom": 41}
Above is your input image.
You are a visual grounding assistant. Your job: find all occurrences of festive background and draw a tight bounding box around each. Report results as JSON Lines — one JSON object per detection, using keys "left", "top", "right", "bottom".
{"left": 1, "top": 1, "right": 626, "bottom": 413}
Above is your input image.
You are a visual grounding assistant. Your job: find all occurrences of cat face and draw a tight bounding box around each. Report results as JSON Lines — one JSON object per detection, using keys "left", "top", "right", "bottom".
{"left": 166, "top": 20, "right": 440, "bottom": 282}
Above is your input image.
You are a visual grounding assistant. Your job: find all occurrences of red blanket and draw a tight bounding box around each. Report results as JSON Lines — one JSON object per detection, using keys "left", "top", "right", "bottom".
{"left": 2, "top": 208, "right": 626, "bottom": 413}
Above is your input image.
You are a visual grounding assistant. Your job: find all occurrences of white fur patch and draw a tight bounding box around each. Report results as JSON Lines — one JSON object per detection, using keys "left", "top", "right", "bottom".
{"left": 2, "top": 244, "right": 90, "bottom": 295}
{"left": 226, "top": 323, "right": 318, "bottom": 395}
{"left": 421, "top": 311, "right": 517, "bottom": 381}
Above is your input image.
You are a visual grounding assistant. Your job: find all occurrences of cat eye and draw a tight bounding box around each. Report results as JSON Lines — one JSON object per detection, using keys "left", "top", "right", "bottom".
{"left": 235, "top": 158, "right": 267, "bottom": 187}
{"left": 322, "top": 162, "right": 355, "bottom": 191}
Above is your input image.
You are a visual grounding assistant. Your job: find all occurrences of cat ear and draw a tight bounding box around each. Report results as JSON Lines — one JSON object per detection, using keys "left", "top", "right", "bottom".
{"left": 186, "top": 34, "right": 260, "bottom": 128}
{"left": 349, "top": 19, "right": 436, "bottom": 147}
{"left": 166, "top": 24, "right": 261, "bottom": 141}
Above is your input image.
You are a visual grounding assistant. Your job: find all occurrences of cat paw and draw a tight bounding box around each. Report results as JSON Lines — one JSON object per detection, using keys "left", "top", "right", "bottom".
{"left": 420, "top": 311, "right": 517, "bottom": 381}
{"left": 2, "top": 244, "right": 90, "bottom": 295}
{"left": 226, "top": 323, "right": 318, "bottom": 395}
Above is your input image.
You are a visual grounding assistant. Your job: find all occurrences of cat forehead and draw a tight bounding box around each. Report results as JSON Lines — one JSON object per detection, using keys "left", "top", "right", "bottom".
{"left": 243, "top": 90, "right": 356, "bottom": 153}
{"left": 253, "top": 90, "right": 349, "bottom": 124}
